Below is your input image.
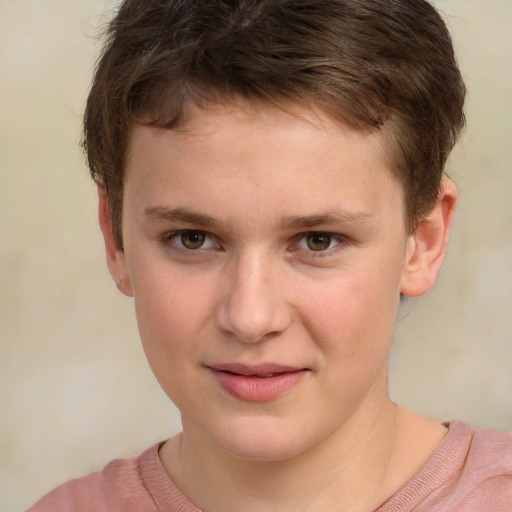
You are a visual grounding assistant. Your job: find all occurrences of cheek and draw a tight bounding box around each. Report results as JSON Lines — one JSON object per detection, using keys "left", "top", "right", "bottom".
{"left": 129, "top": 264, "right": 211, "bottom": 361}
{"left": 131, "top": 278, "right": 207, "bottom": 407}
{"left": 302, "top": 272, "right": 399, "bottom": 408}
{"left": 299, "top": 263, "right": 402, "bottom": 364}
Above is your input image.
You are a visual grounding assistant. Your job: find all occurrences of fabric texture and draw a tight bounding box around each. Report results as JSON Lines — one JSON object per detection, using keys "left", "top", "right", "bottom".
{"left": 27, "top": 421, "right": 512, "bottom": 511}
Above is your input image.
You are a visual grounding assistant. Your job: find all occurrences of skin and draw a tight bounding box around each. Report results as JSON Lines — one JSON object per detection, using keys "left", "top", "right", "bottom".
{"left": 99, "top": 100, "right": 457, "bottom": 511}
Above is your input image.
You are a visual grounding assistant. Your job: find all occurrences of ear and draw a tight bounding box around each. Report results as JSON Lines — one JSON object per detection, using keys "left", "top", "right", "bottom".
{"left": 400, "top": 179, "right": 458, "bottom": 298}
{"left": 97, "top": 185, "right": 133, "bottom": 297}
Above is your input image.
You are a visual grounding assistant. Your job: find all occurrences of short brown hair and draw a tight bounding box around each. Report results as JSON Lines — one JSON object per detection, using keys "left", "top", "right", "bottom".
{"left": 83, "top": 0, "right": 466, "bottom": 244}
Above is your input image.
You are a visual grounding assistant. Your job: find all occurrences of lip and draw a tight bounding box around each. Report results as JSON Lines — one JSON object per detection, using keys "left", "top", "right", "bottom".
{"left": 207, "top": 363, "right": 309, "bottom": 402}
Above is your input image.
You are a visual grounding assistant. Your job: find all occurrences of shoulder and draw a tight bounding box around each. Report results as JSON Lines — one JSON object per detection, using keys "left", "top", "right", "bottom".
{"left": 443, "top": 421, "right": 512, "bottom": 510}
{"left": 26, "top": 469, "right": 103, "bottom": 512}
{"left": 456, "top": 421, "right": 512, "bottom": 509}
{"left": 465, "top": 421, "right": 512, "bottom": 476}
{"left": 378, "top": 421, "right": 512, "bottom": 512}
{"left": 26, "top": 443, "right": 165, "bottom": 512}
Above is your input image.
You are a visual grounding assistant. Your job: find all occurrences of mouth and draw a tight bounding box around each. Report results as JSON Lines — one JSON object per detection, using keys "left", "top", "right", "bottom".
{"left": 207, "top": 363, "right": 309, "bottom": 402}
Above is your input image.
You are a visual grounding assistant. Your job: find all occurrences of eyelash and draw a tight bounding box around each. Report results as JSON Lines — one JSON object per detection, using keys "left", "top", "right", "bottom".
{"left": 159, "top": 230, "right": 350, "bottom": 258}
{"left": 160, "top": 230, "right": 221, "bottom": 254}
{"left": 292, "top": 232, "right": 349, "bottom": 257}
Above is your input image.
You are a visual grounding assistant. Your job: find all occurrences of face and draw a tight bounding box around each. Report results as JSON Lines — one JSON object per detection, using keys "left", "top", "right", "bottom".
{"left": 115, "top": 101, "right": 415, "bottom": 461}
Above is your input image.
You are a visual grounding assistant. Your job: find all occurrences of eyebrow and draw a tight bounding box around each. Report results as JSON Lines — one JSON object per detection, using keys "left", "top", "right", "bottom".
{"left": 278, "top": 210, "right": 375, "bottom": 230}
{"left": 143, "top": 206, "right": 374, "bottom": 230}
{"left": 143, "top": 206, "right": 218, "bottom": 227}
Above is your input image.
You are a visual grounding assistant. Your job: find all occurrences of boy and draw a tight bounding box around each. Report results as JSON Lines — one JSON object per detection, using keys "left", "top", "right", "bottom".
{"left": 28, "top": 0, "right": 512, "bottom": 510}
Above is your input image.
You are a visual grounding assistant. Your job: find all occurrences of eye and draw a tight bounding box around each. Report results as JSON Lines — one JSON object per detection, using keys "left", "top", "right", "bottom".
{"left": 180, "top": 231, "right": 207, "bottom": 250}
{"left": 304, "top": 233, "right": 333, "bottom": 251}
{"left": 162, "top": 230, "right": 218, "bottom": 251}
{"left": 297, "top": 232, "right": 341, "bottom": 252}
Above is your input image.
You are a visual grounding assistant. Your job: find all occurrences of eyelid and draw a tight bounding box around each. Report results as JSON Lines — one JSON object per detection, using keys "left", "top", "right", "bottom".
{"left": 292, "top": 231, "right": 350, "bottom": 255}
{"left": 159, "top": 229, "right": 350, "bottom": 258}
{"left": 160, "top": 229, "right": 221, "bottom": 252}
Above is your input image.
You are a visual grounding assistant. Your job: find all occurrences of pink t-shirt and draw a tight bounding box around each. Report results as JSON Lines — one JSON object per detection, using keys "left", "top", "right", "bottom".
{"left": 27, "top": 421, "right": 512, "bottom": 511}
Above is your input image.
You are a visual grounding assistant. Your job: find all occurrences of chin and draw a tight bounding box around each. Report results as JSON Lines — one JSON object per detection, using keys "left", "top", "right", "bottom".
{"left": 226, "top": 441, "right": 301, "bottom": 462}
{"left": 212, "top": 419, "right": 314, "bottom": 462}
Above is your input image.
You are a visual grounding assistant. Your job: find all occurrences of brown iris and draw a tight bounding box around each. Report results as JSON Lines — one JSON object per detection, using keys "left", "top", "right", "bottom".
{"left": 305, "top": 233, "right": 332, "bottom": 251}
{"left": 180, "top": 231, "right": 206, "bottom": 249}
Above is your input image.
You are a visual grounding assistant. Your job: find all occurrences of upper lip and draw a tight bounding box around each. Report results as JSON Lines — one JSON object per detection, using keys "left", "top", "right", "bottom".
{"left": 207, "top": 363, "right": 307, "bottom": 376}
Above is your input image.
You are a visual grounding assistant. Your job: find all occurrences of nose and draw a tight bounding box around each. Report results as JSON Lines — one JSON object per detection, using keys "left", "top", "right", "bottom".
{"left": 215, "top": 251, "right": 292, "bottom": 343}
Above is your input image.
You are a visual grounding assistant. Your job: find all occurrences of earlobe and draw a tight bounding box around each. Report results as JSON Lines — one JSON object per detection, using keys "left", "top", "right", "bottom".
{"left": 400, "top": 179, "right": 458, "bottom": 298}
{"left": 97, "top": 186, "right": 133, "bottom": 297}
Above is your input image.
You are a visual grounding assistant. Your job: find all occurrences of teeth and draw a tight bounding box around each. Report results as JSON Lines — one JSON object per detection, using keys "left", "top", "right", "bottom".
{"left": 261, "top": 373, "right": 275, "bottom": 378}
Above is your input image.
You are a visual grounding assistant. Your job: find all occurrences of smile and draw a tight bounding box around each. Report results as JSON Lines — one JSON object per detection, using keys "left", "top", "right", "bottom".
{"left": 207, "top": 363, "right": 309, "bottom": 402}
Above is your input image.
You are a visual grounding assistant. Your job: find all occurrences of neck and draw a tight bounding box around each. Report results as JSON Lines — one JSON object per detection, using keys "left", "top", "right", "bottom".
{"left": 161, "top": 394, "right": 407, "bottom": 512}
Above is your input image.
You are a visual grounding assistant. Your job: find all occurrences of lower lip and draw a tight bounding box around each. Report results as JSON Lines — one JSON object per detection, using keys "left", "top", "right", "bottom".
{"left": 209, "top": 369, "right": 308, "bottom": 402}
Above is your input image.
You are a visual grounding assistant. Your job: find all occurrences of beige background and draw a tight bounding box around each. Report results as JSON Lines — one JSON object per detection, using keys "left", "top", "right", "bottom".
{"left": 0, "top": 0, "right": 511, "bottom": 510}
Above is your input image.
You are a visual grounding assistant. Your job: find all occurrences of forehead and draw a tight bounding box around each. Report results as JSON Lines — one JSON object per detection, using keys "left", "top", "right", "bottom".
{"left": 127, "top": 100, "right": 388, "bottom": 176}
{"left": 124, "top": 100, "right": 404, "bottom": 228}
